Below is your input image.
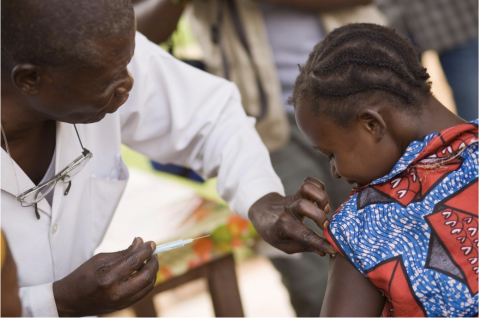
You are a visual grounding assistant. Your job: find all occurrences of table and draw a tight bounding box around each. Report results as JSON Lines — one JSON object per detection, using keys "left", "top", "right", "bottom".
{"left": 133, "top": 254, "right": 243, "bottom": 317}
{"left": 97, "top": 163, "right": 258, "bottom": 316}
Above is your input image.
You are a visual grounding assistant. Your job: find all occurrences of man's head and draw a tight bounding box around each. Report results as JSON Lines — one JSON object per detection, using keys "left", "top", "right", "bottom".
{"left": 1, "top": 0, "right": 136, "bottom": 124}
{"left": 292, "top": 23, "right": 433, "bottom": 186}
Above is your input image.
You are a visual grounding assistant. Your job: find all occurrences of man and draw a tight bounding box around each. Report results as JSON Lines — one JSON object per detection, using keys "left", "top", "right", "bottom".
{"left": 1, "top": 0, "right": 333, "bottom": 316}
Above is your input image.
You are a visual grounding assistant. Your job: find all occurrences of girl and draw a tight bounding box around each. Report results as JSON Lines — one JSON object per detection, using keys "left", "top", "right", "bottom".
{"left": 291, "top": 23, "right": 478, "bottom": 317}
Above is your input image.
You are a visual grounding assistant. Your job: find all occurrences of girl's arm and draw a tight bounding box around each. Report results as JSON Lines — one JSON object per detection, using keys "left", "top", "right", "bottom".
{"left": 321, "top": 254, "right": 385, "bottom": 317}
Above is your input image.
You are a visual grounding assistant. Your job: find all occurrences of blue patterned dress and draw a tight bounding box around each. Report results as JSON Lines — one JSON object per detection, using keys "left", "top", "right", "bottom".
{"left": 324, "top": 120, "right": 479, "bottom": 317}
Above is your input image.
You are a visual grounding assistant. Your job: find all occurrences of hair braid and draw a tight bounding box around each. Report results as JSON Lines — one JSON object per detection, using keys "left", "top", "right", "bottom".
{"left": 290, "top": 23, "right": 432, "bottom": 126}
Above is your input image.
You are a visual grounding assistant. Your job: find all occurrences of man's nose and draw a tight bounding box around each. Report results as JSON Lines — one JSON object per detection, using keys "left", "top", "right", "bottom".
{"left": 330, "top": 160, "right": 341, "bottom": 179}
{"left": 115, "top": 70, "right": 134, "bottom": 97}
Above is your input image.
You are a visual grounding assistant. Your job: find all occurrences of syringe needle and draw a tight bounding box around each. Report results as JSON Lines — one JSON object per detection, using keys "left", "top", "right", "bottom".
{"left": 192, "top": 235, "right": 210, "bottom": 241}
{"left": 153, "top": 235, "right": 211, "bottom": 255}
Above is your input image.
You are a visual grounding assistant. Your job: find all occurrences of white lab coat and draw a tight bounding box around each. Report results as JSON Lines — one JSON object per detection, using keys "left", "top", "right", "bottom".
{"left": 1, "top": 32, "right": 284, "bottom": 317}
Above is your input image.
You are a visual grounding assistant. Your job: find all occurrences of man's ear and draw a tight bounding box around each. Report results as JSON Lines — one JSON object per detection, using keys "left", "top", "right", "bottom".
{"left": 358, "top": 109, "right": 386, "bottom": 142}
{"left": 11, "top": 64, "right": 44, "bottom": 96}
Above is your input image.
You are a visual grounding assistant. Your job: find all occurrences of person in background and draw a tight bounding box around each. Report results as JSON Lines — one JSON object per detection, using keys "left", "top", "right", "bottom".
{"left": 1, "top": 231, "right": 22, "bottom": 317}
{"left": 134, "top": 0, "right": 387, "bottom": 315}
{"left": 376, "top": 0, "right": 478, "bottom": 121}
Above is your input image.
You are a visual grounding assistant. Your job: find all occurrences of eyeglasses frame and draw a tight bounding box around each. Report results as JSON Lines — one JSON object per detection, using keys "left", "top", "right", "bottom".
{"left": 16, "top": 149, "right": 93, "bottom": 207}
{"left": 14, "top": 124, "right": 92, "bottom": 220}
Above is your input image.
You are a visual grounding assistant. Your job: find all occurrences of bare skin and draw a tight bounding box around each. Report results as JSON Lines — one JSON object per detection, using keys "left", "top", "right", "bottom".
{"left": 320, "top": 255, "right": 385, "bottom": 317}
{"left": 295, "top": 94, "right": 465, "bottom": 316}
{"left": 53, "top": 238, "right": 159, "bottom": 317}
{"left": 1, "top": 32, "right": 135, "bottom": 184}
{"left": 133, "top": 0, "right": 372, "bottom": 44}
{"left": 249, "top": 177, "right": 336, "bottom": 257}
{"left": 296, "top": 95, "right": 465, "bottom": 188}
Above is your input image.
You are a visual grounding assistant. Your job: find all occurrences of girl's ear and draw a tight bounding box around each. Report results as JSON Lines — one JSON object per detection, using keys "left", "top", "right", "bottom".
{"left": 358, "top": 109, "right": 386, "bottom": 142}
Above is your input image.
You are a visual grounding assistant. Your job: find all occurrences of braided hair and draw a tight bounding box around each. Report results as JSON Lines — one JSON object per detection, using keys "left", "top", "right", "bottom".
{"left": 290, "top": 23, "right": 432, "bottom": 126}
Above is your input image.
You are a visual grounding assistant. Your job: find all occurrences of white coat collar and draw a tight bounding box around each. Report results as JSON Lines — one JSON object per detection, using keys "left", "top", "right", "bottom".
{"left": 1, "top": 148, "right": 52, "bottom": 217}
{"left": 1, "top": 121, "right": 80, "bottom": 218}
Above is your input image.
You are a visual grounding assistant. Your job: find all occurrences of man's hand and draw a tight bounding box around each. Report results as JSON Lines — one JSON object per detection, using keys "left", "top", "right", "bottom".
{"left": 248, "top": 177, "right": 336, "bottom": 256}
{"left": 53, "top": 237, "right": 159, "bottom": 317}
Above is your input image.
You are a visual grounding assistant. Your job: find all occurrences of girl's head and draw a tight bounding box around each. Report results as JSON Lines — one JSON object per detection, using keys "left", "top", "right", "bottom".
{"left": 292, "top": 23, "right": 433, "bottom": 187}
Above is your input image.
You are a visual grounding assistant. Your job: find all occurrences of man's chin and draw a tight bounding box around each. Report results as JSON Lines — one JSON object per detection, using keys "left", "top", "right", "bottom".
{"left": 77, "top": 104, "right": 124, "bottom": 123}
{"left": 61, "top": 112, "right": 108, "bottom": 125}
{"left": 62, "top": 97, "right": 128, "bottom": 124}
{"left": 84, "top": 113, "right": 108, "bottom": 124}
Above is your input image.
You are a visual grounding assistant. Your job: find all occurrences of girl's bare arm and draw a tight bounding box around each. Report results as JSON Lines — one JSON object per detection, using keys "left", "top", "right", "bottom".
{"left": 321, "top": 254, "right": 385, "bottom": 317}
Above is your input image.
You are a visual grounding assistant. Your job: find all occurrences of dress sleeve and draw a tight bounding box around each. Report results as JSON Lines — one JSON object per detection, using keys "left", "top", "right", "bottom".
{"left": 323, "top": 198, "right": 367, "bottom": 276}
{"left": 119, "top": 32, "right": 285, "bottom": 220}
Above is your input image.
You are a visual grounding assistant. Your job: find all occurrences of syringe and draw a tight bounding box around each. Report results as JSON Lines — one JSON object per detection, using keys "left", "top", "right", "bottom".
{"left": 153, "top": 235, "right": 210, "bottom": 255}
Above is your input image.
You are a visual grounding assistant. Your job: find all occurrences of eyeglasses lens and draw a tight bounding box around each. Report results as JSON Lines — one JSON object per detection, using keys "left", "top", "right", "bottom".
{"left": 62, "top": 156, "right": 91, "bottom": 183}
{"left": 22, "top": 181, "right": 56, "bottom": 206}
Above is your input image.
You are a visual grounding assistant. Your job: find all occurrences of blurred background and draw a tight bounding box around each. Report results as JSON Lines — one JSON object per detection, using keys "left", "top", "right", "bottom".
{"left": 101, "top": 0, "right": 477, "bottom": 316}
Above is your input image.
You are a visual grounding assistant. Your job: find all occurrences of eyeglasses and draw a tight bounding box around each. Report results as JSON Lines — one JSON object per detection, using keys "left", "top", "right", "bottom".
{"left": 16, "top": 149, "right": 92, "bottom": 212}
{"left": 14, "top": 125, "right": 93, "bottom": 219}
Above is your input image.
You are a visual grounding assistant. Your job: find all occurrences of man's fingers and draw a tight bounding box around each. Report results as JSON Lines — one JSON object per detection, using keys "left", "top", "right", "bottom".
{"left": 127, "top": 255, "right": 159, "bottom": 290}
{"left": 287, "top": 199, "right": 328, "bottom": 230}
{"left": 280, "top": 219, "right": 336, "bottom": 254}
{"left": 95, "top": 237, "right": 144, "bottom": 265}
{"left": 112, "top": 256, "right": 158, "bottom": 309}
{"left": 118, "top": 237, "right": 144, "bottom": 257}
{"left": 303, "top": 177, "right": 325, "bottom": 191}
{"left": 299, "top": 181, "right": 330, "bottom": 213}
{"left": 126, "top": 282, "right": 156, "bottom": 309}
{"left": 124, "top": 260, "right": 159, "bottom": 307}
{"left": 112, "top": 241, "right": 155, "bottom": 279}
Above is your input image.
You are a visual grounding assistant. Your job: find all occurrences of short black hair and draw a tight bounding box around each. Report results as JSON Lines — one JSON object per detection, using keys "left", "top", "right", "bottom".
{"left": 290, "top": 23, "right": 432, "bottom": 126}
{"left": 1, "top": 0, "right": 134, "bottom": 71}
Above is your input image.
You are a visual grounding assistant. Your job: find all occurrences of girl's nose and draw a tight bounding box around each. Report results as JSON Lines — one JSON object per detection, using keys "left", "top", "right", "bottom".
{"left": 330, "top": 160, "right": 341, "bottom": 179}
